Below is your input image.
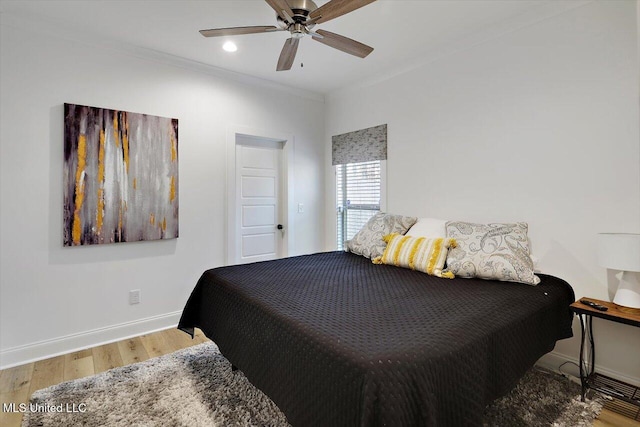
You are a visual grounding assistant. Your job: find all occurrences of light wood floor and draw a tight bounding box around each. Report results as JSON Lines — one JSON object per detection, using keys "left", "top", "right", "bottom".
{"left": 1, "top": 327, "right": 638, "bottom": 427}
{"left": 0, "top": 328, "right": 208, "bottom": 427}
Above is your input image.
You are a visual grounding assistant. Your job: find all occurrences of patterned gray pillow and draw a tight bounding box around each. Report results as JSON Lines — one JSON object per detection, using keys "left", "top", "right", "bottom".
{"left": 445, "top": 221, "right": 540, "bottom": 285}
{"left": 346, "top": 213, "right": 417, "bottom": 259}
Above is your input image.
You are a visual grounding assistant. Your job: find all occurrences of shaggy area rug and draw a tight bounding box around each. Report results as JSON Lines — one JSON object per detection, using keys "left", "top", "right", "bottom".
{"left": 23, "top": 342, "right": 602, "bottom": 427}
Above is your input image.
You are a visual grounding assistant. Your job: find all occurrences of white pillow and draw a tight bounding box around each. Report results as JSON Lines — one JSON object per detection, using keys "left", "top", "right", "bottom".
{"left": 406, "top": 218, "right": 448, "bottom": 238}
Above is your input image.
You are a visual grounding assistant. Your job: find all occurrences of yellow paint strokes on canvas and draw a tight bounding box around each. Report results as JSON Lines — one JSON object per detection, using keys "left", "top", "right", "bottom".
{"left": 162, "top": 217, "right": 167, "bottom": 232}
{"left": 96, "top": 129, "right": 106, "bottom": 233}
{"left": 113, "top": 113, "right": 120, "bottom": 148}
{"left": 72, "top": 134, "right": 87, "bottom": 245}
{"left": 118, "top": 201, "right": 124, "bottom": 240}
{"left": 98, "top": 129, "right": 106, "bottom": 183}
{"left": 169, "top": 176, "right": 176, "bottom": 202}
{"left": 149, "top": 213, "right": 155, "bottom": 225}
{"left": 122, "top": 114, "right": 130, "bottom": 174}
{"left": 133, "top": 178, "right": 137, "bottom": 190}
{"left": 170, "top": 131, "right": 177, "bottom": 162}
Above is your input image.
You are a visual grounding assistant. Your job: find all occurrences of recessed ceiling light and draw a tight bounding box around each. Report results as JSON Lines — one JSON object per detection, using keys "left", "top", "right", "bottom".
{"left": 223, "top": 41, "right": 237, "bottom": 52}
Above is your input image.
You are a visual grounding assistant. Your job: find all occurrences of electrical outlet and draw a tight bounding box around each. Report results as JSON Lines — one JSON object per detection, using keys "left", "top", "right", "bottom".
{"left": 297, "top": 203, "right": 304, "bottom": 213}
{"left": 129, "top": 289, "right": 141, "bottom": 305}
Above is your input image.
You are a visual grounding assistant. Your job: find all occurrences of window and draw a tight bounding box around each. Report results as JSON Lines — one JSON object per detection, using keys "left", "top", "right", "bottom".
{"left": 336, "top": 160, "right": 382, "bottom": 250}
{"left": 332, "top": 124, "right": 387, "bottom": 250}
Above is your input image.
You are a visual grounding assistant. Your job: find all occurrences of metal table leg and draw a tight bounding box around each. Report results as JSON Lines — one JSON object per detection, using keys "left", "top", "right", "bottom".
{"left": 578, "top": 313, "right": 595, "bottom": 402}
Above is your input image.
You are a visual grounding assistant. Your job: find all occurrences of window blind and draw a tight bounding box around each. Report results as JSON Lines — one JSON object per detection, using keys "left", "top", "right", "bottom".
{"left": 336, "top": 161, "right": 381, "bottom": 250}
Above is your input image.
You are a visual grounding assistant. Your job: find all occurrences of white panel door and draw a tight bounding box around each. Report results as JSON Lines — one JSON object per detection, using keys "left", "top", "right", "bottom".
{"left": 236, "top": 142, "right": 283, "bottom": 264}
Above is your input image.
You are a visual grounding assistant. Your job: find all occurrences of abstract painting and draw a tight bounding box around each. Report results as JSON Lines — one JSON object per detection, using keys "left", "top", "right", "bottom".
{"left": 63, "top": 103, "right": 178, "bottom": 246}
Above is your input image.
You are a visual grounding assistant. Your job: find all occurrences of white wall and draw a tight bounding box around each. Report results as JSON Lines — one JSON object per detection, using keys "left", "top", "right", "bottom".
{"left": 0, "top": 15, "right": 325, "bottom": 368}
{"left": 325, "top": 1, "right": 640, "bottom": 382}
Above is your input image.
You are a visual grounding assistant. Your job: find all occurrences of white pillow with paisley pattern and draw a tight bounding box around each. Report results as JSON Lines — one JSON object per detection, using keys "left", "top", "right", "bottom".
{"left": 445, "top": 221, "right": 540, "bottom": 285}
{"left": 346, "top": 213, "right": 417, "bottom": 259}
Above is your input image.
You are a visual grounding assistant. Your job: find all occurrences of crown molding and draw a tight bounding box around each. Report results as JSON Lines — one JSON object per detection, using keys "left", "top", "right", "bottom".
{"left": 0, "top": 11, "right": 325, "bottom": 103}
{"left": 327, "top": 0, "right": 594, "bottom": 100}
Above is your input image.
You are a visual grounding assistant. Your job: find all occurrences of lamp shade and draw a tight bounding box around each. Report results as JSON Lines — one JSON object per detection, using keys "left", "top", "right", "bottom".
{"left": 597, "top": 233, "right": 640, "bottom": 272}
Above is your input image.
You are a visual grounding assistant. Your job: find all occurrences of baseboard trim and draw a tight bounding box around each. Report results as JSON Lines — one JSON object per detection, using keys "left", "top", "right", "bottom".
{"left": 0, "top": 311, "right": 182, "bottom": 370}
{"left": 536, "top": 350, "right": 640, "bottom": 386}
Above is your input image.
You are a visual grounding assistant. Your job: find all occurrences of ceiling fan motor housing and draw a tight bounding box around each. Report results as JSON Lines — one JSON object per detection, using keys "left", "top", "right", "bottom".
{"left": 288, "top": 0, "right": 318, "bottom": 17}
{"left": 277, "top": 0, "right": 317, "bottom": 26}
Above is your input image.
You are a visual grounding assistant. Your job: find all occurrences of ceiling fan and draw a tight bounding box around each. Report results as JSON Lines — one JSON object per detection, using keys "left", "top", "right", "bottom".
{"left": 199, "top": 0, "right": 377, "bottom": 71}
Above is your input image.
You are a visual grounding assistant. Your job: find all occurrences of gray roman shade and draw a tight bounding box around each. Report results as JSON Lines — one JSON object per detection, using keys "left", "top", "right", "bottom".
{"left": 332, "top": 124, "right": 387, "bottom": 166}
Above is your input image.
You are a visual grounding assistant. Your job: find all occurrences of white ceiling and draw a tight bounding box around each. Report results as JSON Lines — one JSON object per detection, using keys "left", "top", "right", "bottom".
{"left": 0, "top": 0, "right": 578, "bottom": 94}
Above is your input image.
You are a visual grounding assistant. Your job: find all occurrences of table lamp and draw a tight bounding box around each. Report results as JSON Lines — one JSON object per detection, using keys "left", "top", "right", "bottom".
{"left": 597, "top": 233, "right": 640, "bottom": 312}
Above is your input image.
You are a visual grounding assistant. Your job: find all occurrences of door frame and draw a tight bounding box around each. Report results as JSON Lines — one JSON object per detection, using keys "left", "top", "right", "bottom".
{"left": 226, "top": 125, "right": 295, "bottom": 266}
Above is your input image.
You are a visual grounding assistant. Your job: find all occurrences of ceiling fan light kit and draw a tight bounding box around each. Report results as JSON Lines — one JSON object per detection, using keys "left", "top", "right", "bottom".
{"left": 200, "top": 0, "right": 376, "bottom": 71}
{"left": 222, "top": 41, "right": 238, "bottom": 52}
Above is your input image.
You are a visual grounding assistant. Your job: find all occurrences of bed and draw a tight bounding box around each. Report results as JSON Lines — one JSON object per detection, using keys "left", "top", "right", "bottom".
{"left": 179, "top": 250, "right": 574, "bottom": 426}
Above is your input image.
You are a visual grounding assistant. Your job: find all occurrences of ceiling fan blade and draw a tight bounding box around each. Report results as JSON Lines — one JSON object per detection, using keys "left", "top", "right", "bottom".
{"left": 200, "top": 26, "right": 280, "bottom": 37}
{"left": 312, "top": 29, "right": 373, "bottom": 58}
{"left": 276, "top": 38, "right": 299, "bottom": 71}
{"left": 264, "top": 0, "right": 296, "bottom": 21}
{"left": 308, "top": 0, "right": 376, "bottom": 25}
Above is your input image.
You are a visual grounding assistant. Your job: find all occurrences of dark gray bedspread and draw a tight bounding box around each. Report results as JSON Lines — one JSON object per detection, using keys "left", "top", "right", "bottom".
{"left": 179, "top": 251, "right": 574, "bottom": 426}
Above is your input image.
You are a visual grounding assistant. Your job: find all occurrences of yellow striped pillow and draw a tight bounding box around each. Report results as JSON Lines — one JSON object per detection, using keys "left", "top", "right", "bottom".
{"left": 373, "top": 233, "right": 457, "bottom": 278}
